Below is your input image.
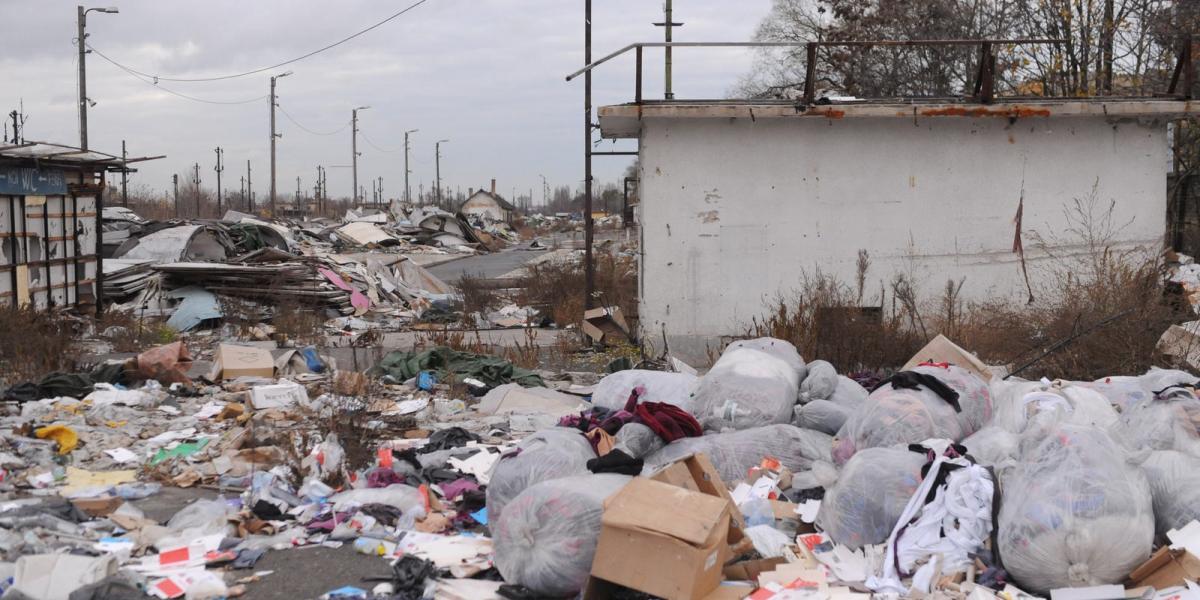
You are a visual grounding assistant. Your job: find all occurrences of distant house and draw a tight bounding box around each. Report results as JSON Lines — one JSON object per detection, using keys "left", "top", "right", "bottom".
{"left": 459, "top": 180, "right": 516, "bottom": 224}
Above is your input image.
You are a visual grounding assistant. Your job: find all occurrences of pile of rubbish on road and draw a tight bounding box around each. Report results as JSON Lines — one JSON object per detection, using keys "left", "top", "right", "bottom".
{"left": 2, "top": 332, "right": 1200, "bottom": 599}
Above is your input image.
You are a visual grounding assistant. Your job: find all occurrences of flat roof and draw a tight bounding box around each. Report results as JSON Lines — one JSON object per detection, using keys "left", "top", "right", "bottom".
{"left": 0, "top": 140, "right": 162, "bottom": 171}
{"left": 598, "top": 98, "right": 1200, "bottom": 139}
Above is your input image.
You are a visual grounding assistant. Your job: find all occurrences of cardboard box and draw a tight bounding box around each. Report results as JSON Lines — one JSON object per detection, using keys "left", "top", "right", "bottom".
{"left": 723, "top": 557, "right": 787, "bottom": 582}
{"left": 582, "top": 306, "right": 631, "bottom": 345}
{"left": 71, "top": 496, "right": 124, "bottom": 518}
{"left": 588, "top": 477, "right": 733, "bottom": 600}
{"left": 1157, "top": 324, "right": 1200, "bottom": 372}
{"left": 1128, "top": 546, "right": 1200, "bottom": 590}
{"left": 648, "top": 452, "right": 745, "bottom": 542}
{"left": 903, "top": 334, "right": 993, "bottom": 381}
{"left": 249, "top": 381, "right": 308, "bottom": 410}
{"left": 209, "top": 344, "right": 274, "bottom": 380}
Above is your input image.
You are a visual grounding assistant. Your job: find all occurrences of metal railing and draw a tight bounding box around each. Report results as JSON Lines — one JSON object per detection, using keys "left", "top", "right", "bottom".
{"left": 567, "top": 38, "right": 1197, "bottom": 105}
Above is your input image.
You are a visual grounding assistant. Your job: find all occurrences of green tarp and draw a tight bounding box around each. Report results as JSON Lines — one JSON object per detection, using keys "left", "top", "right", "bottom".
{"left": 370, "top": 347, "right": 544, "bottom": 390}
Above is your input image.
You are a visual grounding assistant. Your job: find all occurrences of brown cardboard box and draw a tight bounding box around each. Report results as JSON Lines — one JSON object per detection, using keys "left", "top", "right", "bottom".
{"left": 582, "top": 306, "right": 631, "bottom": 344}
{"left": 723, "top": 557, "right": 787, "bottom": 581}
{"left": 648, "top": 452, "right": 745, "bottom": 542}
{"left": 208, "top": 344, "right": 275, "bottom": 380}
{"left": 71, "top": 496, "right": 123, "bottom": 518}
{"left": 1128, "top": 546, "right": 1200, "bottom": 590}
{"left": 903, "top": 334, "right": 992, "bottom": 381}
{"left": 588, "top": 477, "right": 733, "bottom": 600}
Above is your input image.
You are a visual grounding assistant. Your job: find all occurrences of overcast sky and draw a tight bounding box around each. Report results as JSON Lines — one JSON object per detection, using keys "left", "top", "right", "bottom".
{"left": 0, "top": 0, "right": 772, "bottom": 205}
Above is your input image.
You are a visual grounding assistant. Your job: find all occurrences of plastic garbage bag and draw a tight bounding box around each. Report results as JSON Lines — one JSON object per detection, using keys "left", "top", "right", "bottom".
{"left": 590, "top": 370, "right": 699, "bottom": 413}
{"left": 961, "top": 426, "right": 1019, "bottom": 472}
{"left": 997, "top": 423, "right": 1153, "bottom": 593}
{"left": 816, "top": 446, "right": 926, "bottom": 550}
{"left": 611, "top": 422, "right": 665, "bottom": 458}
{"left": 1084, "top": 376, "right": 1152, "bottom": 412}
{"left": 492, "top": 474, "right": 631, "bottom": 597}
{"left": 799, "top": 360, "right": 839, "bottom": 404}
{"left": 328, "top": 485, "right": 423, "bottom": 514}
{"left": 1139, "top": 450, "right": 1200, "bottom": 537}
{"left": 643, "top": 424, "right": 832, "bottom": 484}
{"left": 485, "top": 428, "right": 595, "bottom": 523}
{"left": 829, "top": 376, "right": 869, "bottom": 409}
{"left": 691, "top": 347, "right": 801, "bottom": 431}
{"left": 1114, "top": 392, "right": 1200, "bottom": 459}
{"left": 832, "top": 365, "right": 990, "bottom": 465}
{"left": 167, "top": 498, "right": 232, "bottom": 532}
{"left": 1139, "top": 367, "right": 1199, "bottom": 397}
{"left": 725, "top": 337, "right": 807, "bottom": 379}
{"left": 792, "top": 400, "right": 852, "bottom": 435}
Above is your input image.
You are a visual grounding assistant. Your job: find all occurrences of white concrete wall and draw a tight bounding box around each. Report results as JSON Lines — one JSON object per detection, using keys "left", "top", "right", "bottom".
{"left": 638, "top": 115, "right": 1168, "bottom": 360}
{"left": 461, "top": 195, "right": 507, "bottom": 222}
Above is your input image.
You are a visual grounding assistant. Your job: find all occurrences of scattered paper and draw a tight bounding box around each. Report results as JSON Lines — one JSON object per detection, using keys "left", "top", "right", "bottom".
{"left": 796, "top": 499, "right": 821, "bottom": 523}
{"left": 103, "top": 448, "right": 139, "bottom": 464}
{"left": 395, "top": 398, "right": 429, "bottom": 415}
{"left": 448, "top": 450, "right": 499, "bottom": 485}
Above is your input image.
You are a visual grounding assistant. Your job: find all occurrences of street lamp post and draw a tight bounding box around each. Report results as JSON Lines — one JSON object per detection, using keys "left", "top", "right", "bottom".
{"left": 269, "top": 70, "right": 292, "bottom": 217}
{"left": 76, "top": 5, "right": 118, "bottom": 151}
{"left": 351, "top": 106, "right": 370, "bottom": 204}
{"left": 435, "top": 139, "right": 449, "bottom": 209}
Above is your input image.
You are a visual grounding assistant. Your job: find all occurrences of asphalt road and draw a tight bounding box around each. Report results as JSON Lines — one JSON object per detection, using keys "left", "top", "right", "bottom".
{"left": 426, "top": 246, "right": 547, "bottom": 282}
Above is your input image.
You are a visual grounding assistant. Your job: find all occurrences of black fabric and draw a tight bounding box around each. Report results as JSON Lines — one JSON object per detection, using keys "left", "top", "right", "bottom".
{"left": 2, "top": 363, "right": 128, "bottom": 403}
{"left": 359, "top": 503, "right": 404, "bottom": 527}
{"left": 251, "top": 499, "right": 285, "bottom": 520}
{"left": 458, "top": 489, "right": 487, "bottom": 513}
{"left": 875, "top": 371, "right": 961, "bottom": 412}
{"left": 1154, "top": 382, "right": 1199, "bottom": 399}
{"left": 418, "top": 427, "right": 481, "bottom": 454}
{"left": 364, "top": 554, "right": 437, "bottom": 600}
{"left": 498, "top": 584, "right": 565, "bottom": 600}
{"left": 586, "top": 449, "right": 643, "bottom": 475}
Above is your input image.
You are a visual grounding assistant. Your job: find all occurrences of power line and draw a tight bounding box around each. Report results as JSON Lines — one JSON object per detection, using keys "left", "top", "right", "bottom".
{"left": 359, "top": 130, "right": 402, "bottom": 153}
{"left": 278, "top": 105, "right": 351, "bottom": 136}
{"left": 84, "top": 0, "right": 433, "bottom": 83}
{"left": 89, "top": 47, "right": 269, "bottom": 105}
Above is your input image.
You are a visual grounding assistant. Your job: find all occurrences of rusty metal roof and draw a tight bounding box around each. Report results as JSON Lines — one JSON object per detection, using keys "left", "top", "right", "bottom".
{"left": 0, "top": 140, "right": 163, "bottom": 171}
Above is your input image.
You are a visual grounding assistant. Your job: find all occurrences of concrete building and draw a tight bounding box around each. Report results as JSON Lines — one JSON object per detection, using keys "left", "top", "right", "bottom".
{"left": 599, "top": 100, "right": 1197, "bottom": 360}
{"left": 459, "top": 180, "right": 516, "bottom": 224}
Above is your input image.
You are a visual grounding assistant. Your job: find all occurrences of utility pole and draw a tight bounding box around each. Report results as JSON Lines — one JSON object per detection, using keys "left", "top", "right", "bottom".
{"left": 240, "top": 175, "right": 246, "bottom": 209}
{"left": 296, "top": 175, "right": 302, "bottom": 209}
{"left": 436, "top": 139, "right": 449, "bottom": 208}
{"left": 316, "top": 165, "right": 325, "bottom": 215}
{"left": 352, "top": 106, "right": 370, "bottom": 204}
{"left": 404, "top": 129, "right": 418, "bottom": 204}
{"left": 172, "top": 174, "right": 179, "bottom": 218}
{"left": 246, "top": 160, "right": 253, "bottom": 212}
{"left": 269, "top": 71, "right": 292, "bottom": 218}
{"left": 378, "top": 177, "right": 383, "bottom": 207}
{"left": 213, "top": 146, "right": 224, "bottom": 214}
{"left": 539, "top": 174, "right": 548, "bottom": 208}
{"left": 191, "top": 163, "right": 201, "bottom": 217}
{"left": 120, "top": 140, "right": 128, "bottom": 207}
{"left": 583, "top": 0, "right": 595, "bottom": 309}
{"left": 653, "top": 0, "right": 682, "bottom": 100}
{"left": 76, "top": 6, "right": 117, "bottom": 150}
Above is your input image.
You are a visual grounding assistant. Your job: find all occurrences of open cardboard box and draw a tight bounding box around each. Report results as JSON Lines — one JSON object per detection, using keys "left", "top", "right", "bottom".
{"left": 646, "top": 452, "right": 745, "bottom": 542}
{"left": 1128, "top": 546, "right": 1200, "bottom": 591}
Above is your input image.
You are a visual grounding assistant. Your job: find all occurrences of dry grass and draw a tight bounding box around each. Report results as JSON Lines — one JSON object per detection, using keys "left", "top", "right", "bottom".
{"left": 742, "top": 194, "right": 1191, "bottom": 380}
{"left": 97, "top": 309, "right": 178, "bottom": 352}
{"left": 456, "top": 273, "right": 501, "bottom": 324}
{"left": 0, "top": 307, "right": 82, "bottom": 387}
{"left": 415, "top": 326, "right": 548, "bottom": 370}
{"left": 515, "top": 250, "right": 638, "bottom": 330}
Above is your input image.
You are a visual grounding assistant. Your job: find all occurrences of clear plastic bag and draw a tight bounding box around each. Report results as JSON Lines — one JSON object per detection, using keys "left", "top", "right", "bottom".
{"left": 1114, "top": 393, "right": 1200, "bottom": 459}
{"left": 829, "top": 376, "right": 869, "bottom": 409}
{"left": 1083, "top": 376, "right": 1152, "bottom": 412}
{"left": 833, "top": 365, "right": 990, "bottom": 465}
{"left": 725, "top": 337, "right": 807, "bottom": 379}
{"left": 492, "top": 474, "right": 631, "bottom": 597}
{"left": 962, "top": 426, "right": 1019, "bottom": 470}
{"left": 611, "top": 422, "right": 665, "bottom": 458}
{"left": 692, "top": 347, "right": 802, "bottom": 431}
{"left": 799, "top": 360, "right": 839, "bottom": 404}
{"left": 643, "top": 424, "right": 832, "bottom": 484}
{"left": 328, "top": 484, "right": 423, "bottom": 514}
{"left": 792, "top": 400, "right": 851, "bottom": 435}
{"left": 485, "top": 428, "right": 596, "bottom": 523}
{"left": 1139, "top": 450, "right": 1200, "bottom": 537}
{"left": 997, "top": 423, "right": 1153, "bottom": 593}
{"left": 590, "top": 370, "right": 699, "bottom": 414}
{"left": 816, "top": 446, "right": 926, "bottom": 550}
{"left": 1139, "top": 367, "right": 1199, "bottom": 397}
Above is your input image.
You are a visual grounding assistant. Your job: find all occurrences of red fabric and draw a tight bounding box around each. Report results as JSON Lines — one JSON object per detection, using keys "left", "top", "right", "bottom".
{"left": 634, "top": 401, "right": 702, "bottom": 442}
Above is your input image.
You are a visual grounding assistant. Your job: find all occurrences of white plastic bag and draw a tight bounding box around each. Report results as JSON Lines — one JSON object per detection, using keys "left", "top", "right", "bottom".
{"left": 816, "top": 446, "right": 926, "bottom": 550}
{"left": 643, "top": 424, "right": 832, "bottom": 483}
{"left": 328, "top": 484, "right": 423, "bottom": 513}
{"left": 829, "top": 376, "right": 869, "bottom": 409}
{"left": 997, "top": 423, "right": 1153, "bottom": 593}
{"left": 833, "top": 365, "right": 991, "bottom": 465}
{"left": 590, "top": 370, "right": 699, "bottom": 413}
{"left": 792, "top": 400, "right": 852, "bottom": 435}
{"left": 1140, "top": 450, "right": 1200, "bottom": 537}
{"left": 485, "top": 428, "right": 595, "bottom": 522}
{"left": 799, "top": 360, "right": 839, "bottom": 404}
{"left": 1083, "top": 376, "right": 1152, "bottom": 412}
{"left": 692, "top": 347, "right": 801, "bottom": 431}
{"left": 1139, "top": 367, "right": 1198, "bottom": 397}
{"left": 1114, "top": 392, "right": 1200, "bottom": 459}
{"left": 492, "top": 474, "right": 631, "bottom": 597}
{"left": 725, "top": 337, "right": 807, "bottom": 379}
{"left": 962, "top": 426, "right": 1019, "bottom": 474}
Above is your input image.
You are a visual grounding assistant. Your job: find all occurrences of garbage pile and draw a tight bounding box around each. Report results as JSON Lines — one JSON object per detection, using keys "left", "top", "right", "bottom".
{"left": 2, "top": 332, "right": 1200, "bottom": 599}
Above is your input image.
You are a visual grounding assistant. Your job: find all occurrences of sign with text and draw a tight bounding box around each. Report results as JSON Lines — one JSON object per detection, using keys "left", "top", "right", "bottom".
{"left": 0, "top": 166, "right": 67, "bottom": 196}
